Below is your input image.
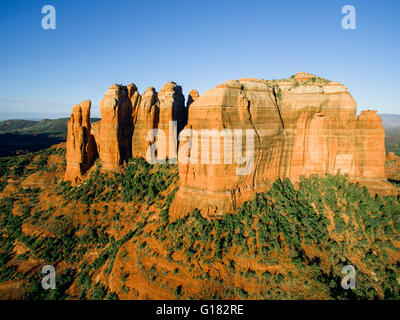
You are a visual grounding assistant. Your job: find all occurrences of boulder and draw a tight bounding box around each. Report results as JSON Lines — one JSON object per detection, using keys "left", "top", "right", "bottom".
{"left": 157, "top": 82, "right": 186, "bottom": 161}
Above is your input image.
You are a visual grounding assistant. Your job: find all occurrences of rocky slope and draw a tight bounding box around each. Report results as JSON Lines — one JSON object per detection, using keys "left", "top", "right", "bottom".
{"left": 64, "top": 101, "right": 97, "bottom": 184}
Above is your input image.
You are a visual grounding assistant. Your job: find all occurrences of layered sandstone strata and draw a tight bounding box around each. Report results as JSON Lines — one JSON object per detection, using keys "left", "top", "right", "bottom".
{"left": 157, "top": 82, "right": 186, "bottom": 161}
{"left": 64, "top": 100, "right": 97, "bottom": 184}
{"left": 131, "top": 82, "right": 187, "bottom": 162}
{"left": 97, "top": 84, "right": 133, "bottom": 171}
{"left": 170, "top": 73, "right": 392, "bottom": 217}
{"left": 128, "top": 83, "right": 141, "bottom": 125}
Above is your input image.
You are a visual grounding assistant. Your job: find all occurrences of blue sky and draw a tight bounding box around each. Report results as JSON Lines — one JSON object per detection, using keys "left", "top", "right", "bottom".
{"left": 0, "top": 0, "right": 399, "bottom": 119}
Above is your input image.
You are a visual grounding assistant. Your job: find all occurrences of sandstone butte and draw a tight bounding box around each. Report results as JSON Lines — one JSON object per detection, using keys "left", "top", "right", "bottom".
{"left": 64, "top": 72, "right": 397, "bottom": 216}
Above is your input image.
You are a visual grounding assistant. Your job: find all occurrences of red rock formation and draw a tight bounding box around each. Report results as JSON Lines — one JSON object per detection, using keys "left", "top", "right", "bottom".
{"left": 131, "top": 83, "right": 186, "bottom": 162}
{"left": 99, "top": 84, "right": 132, "bottom": 171}
{"left": 131, "top": 87, "right": 159, "bottom": 159}
{"left": 64, "top": 100, "right": 97, "bottom": 185}
{"left": 65, "top": 81, "right": 187, "bottom": 172}
{"left": 170, "top": 74, "right": 394, "bottom": 218}
{"left": 128, "top": 83, "right": 141, "bottom": 125}
{"left": 157, "top": 82, "right": 186, "bottom": 161}
{"left": 63, "top": 74, "right": 394, "bottom": 214}
{"left": 355, "top": 110, "right": 386, "bottom": 178}
{"left": 187, "top": 89, "right": 199, "bottom": 108}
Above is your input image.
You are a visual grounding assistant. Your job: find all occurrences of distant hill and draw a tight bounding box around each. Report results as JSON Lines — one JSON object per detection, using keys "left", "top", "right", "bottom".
{"left": 380, "top": 115, "right": 400, "bottom": 156}
{"left": 0, "top": 118, "right": 100, "bottom": 157}
{"left": 380, "top": 114, "right": 400, "bottom": 128}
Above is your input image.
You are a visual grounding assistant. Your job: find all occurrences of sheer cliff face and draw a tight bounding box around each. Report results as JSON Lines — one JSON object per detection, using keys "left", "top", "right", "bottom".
{"left": 157, "top": 82, "right": 186, "bottom": 160}
{"left": 356, "top": 110, "right": 386, "bottom": 178}
{"left": 64, "top": 100, "right": 97, "bottom": 185}
{"left": 171, "top": 74, "right": 387, "bottom": 217}
{"left": 99, "top": 84, "right": 132, "bottom": 171}
{"left": 131, "top": 82, "right": 186, "bottom": 161}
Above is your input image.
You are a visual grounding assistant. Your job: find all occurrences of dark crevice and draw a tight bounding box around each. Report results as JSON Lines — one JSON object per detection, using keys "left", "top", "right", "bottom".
{"left": 272, "top": 86, "right": 285, "bottom": 129}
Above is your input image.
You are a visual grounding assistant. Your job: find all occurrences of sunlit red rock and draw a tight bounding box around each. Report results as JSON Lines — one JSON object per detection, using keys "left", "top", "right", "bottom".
{"left": 99, "top": 84, "right": 132, "bottom": 171}
{"left": 157, "top": 82, "right": 186, "bottom": 161}
{"left": 64, "top": 100, "right": 97, "bottom": 184}
{"left": 170, "top": 74, "right": 394, "bottom": 218}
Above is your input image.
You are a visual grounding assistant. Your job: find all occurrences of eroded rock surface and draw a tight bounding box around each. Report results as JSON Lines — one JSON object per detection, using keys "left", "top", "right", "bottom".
{"left": 98, "top": 84, "right": 133, "bottom": 171}
{"left": 64, "top": 100, "right": 97, "bottom": 184}
{"left": 170, "top": 73, "right": 394, "bottom": 217}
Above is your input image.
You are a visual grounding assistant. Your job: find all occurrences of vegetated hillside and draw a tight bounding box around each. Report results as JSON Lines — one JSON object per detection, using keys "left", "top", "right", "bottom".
{"left": 381, "top": 114, "right": 400, "bottom": 156}
{"left": 0, "top": 145, "right": 399, "bottom": 300}
{"left": 0, "top": 118, "right": 100, "bottom": 157}
{"left": 0, "top": 119, "right": 69, "bottom": 136}
{"left": 385, "top": 127, "right": 400, "bottom": 156}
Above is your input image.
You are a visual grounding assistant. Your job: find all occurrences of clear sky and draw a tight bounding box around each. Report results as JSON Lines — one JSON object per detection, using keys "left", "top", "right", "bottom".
{"left": 0, "top": 0, "right": 399, "bottom": 119}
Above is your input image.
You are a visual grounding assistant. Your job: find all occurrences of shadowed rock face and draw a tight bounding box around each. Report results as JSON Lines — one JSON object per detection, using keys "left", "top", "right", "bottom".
{"left": 356, "top": 110, "right": 386, "bottom": 178}
{"left": 65, "top": 81, "right": 188, "bottom": 177}
{"left": 128, "top": 83, "right": 141, "bottom": 127}
{"left": 170, "top": 74, "right": 391, "bottom": 218}
{"left": 64, "top": 100, "right": 97, "bottom": 185}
